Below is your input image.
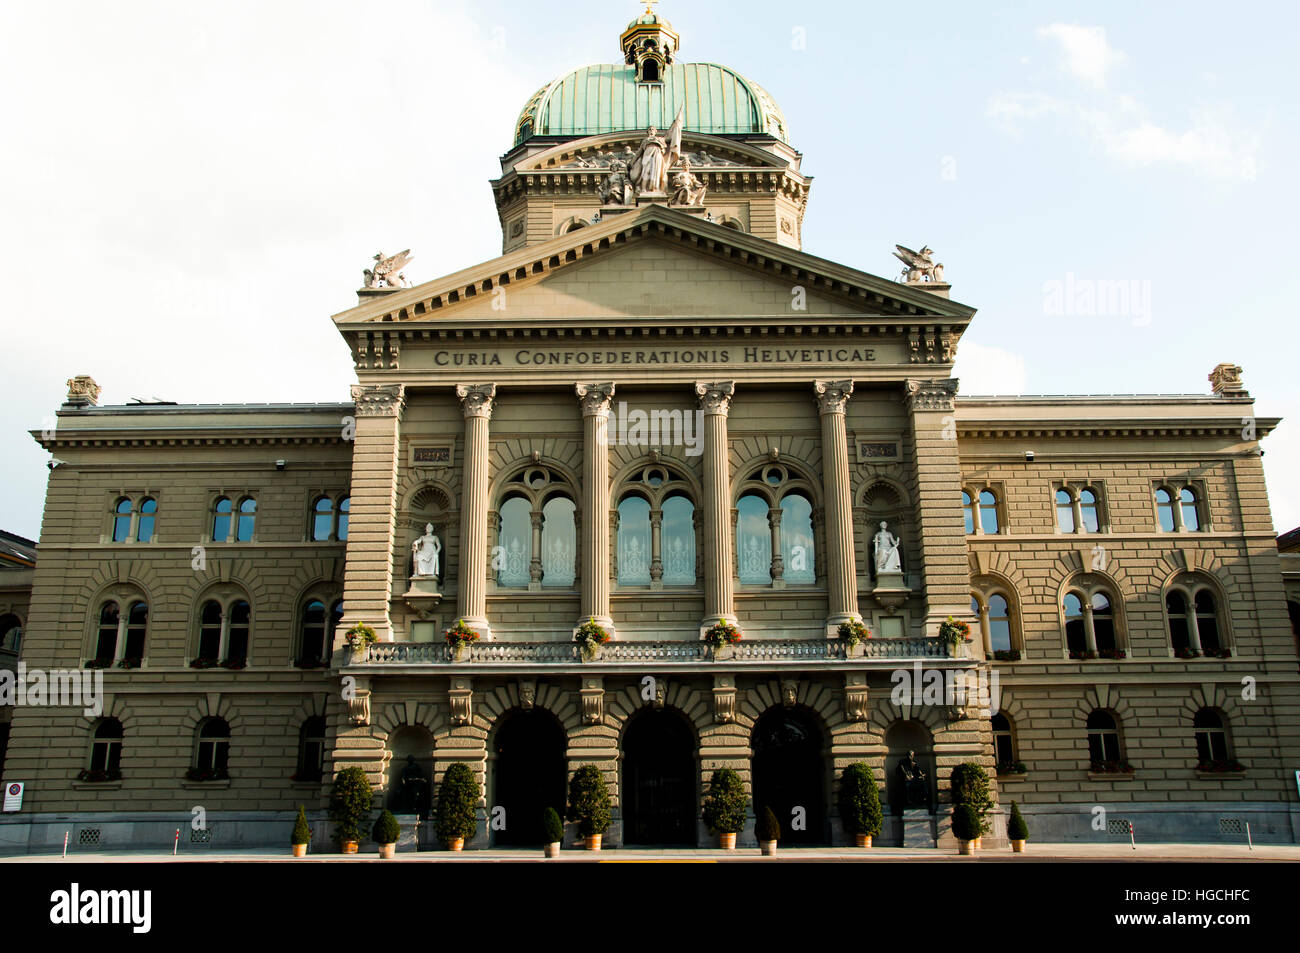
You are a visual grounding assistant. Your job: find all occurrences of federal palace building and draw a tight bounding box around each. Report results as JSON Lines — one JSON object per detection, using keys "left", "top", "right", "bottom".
{"left": 2, "top": 10, "right": 1298, "bottom": 852}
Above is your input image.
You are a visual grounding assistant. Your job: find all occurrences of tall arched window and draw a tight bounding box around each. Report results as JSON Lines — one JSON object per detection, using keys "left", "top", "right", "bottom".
{"left": 617, "top": 496, "right": 652, "bottom": 586}
{"left": 94, "top": 602, "right": 120, "bottom": 663}
{"left": 661, "top": 494, "right": 696, "bottom": 586}
{"left": 1079, "top": 488, "right": 1100, "bottom": 532}
{"left": 111, "top": 498, "right": 133, "bottom": 542}
{"left": 311, "top": 496, "right": 334, "bottom": 541}
{"left": 1056, "top": 485, "right": 1103, "bottom": 534}
{"left": 614, "top": 466, "right": 697, "bottom": 588}
{"left": 1193, "top": 708, "right": 1230, "bottom": 767}
{"left": 337, "top": 497, "right": 350, "bottom": 541}
{"left": 212, "top": 496, "right": 233, "bottom": 541}
{"left": 191, "top": 718, "right": 231, "bottom": 780}
{"left": 1179, "top": 488, "right": 1201, "bottom": 532}
{"left": 193, "top": 597, "right": 252, "bottom": 667}
{"left": 736, "top": 494, "right": 771, "bottom": 585}
{"left": 540, "top": 496, "right": 576, "bottom": 587}
{"left": 91, "top": 599, "right": 147, "bottom": 667}
{"left": 1167, "top": 591, "right": 1191, "bottom": 653}
{"left": 296, "top": 716, "right": 327, "bottom": 782}
{"left": 136, "top": 497, "right": 157, "bottom": 542}
{"left": 198, "top": 601, "right": 223, "bottom": 660}
{"left": 1166, "top": 575, "right": 1229, "bottom": 657}
{"left": 1155, "top": 483, "right": 1206, "bottom": 532}
{"left": 972, "top": 588, "right": 1019, "bottom": 658}
{"left": 1086, "top": 710, "right": 1124, "bottom": 769}
{"left": 496, "top": 496, "right": 532, "bottom": 587}
{"left": 735, "top": 463, "right": 818, "bottom": 587}
{"left": 1064, "top": 592, "right": 1086, "bottom": 656}
{"left": 298, "top": 598, "right": 342, "bottom": 667}
{"left": 1055, "top": 489, "right": 1075, "bottom": 533}
{"left": 1091, "top": 593, "right": 1115, "bottom": 653}
{"left": 987, "top": 594, "right": 1012, "bottom": 653}
{"left": 961, "top": 491, "right": 974, "bottom": 534}
{"left": 1063, "top": 582, "right": 1123, "bottom": 658}
{"left": 1155, "top": 487, "right": 1176, "bottom": 532}
{"left": 780, "top": 493, "right": 816, "bottom": 584}
{"left": 978, "top": 489, "right": 1000, "bottom": 534}
{"left": 235, "top": 497, "right": 256, "bottom": 542}
{"left": 961, "top": 486, "right": 1001, "bottom": 535}
{"left": 991, "top": 713, "right": 1021, "bottom": 771}
{"left": 494, "top": 466, "right": 578, "bottom": 589}
{"left": 84, "top": 718, "right": 124, "bottom": 781}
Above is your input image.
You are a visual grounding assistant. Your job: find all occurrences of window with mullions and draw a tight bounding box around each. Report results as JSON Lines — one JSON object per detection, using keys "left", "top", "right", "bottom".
{"left": 298, "top": 598, "right": 343, "bottom": 667}
{"left": 615, "top": 466, "right": 697, "bottom": 588}
{"left": 735, "top": 463, "right": 818, "bottom": 587}
{"left": 193, "top": 718, "right": 230, "bottom": 778}
{"left": 88, "top": 718, "right": 123, "bottom": 778}
{"left": 494, "top": 466, "right": 578, "bottom": 589}
{"left": 1086, "top": 710, "right": 1122, "bottom": 765}
{"left": 91, "top": 600, "right": 147, "bottom": 666}
{"left": 1155, "top": 483, "right": 1206, "bottom": 532}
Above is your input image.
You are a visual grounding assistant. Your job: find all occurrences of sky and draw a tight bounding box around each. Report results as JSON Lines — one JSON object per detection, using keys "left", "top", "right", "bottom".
{"left": 1, "top": 0, "right": 1296, "bottom": 541}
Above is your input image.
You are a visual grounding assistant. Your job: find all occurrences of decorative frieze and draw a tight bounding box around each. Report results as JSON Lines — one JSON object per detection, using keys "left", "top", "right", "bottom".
{"left": 902, "top": 378, "right": 958, "bottom": 412}
{"left": 350, "top": 383, "right": 406, "bottom": 417}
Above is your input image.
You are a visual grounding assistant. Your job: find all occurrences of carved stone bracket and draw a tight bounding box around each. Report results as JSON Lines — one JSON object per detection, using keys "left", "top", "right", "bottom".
{"left": 695, "top": 380, "right": 736, "bottom": 416}
{"left": 844, "top": 673, "right": 869, "bottom": 722}
{"left": 902, "top": 378, "right": 958, "bottom": 413}
{"left": 351, "top": 383, "right": 406, "bottom": 418}
{"left": 575, "top": 382, "right": 617, "bottom": 418}
{"left": 813, "top": 379, "right": 854, "bottom": 415}
{"left": 580, "top": 676, "right": 604, "bottom": 725}
{"left": 712, "top": 675, "right": 736, "bottom": 724}
{"left": 448, "top": 677, "right": 473, "bottom": 726}
{"left": 456, "top": 383, "right": 497, "bottom": 420}
{"left": 347, "top": 689, "right": 371, "bottom": 727}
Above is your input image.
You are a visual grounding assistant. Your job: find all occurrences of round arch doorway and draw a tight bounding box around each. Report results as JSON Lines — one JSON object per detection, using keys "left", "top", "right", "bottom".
{"left": 751, "top": 707, "right": 828, "bottom": 845}
{"left": 622, "top": 708, "right": 698, "bottom": 846}
{"left": 491, "top": 709, "right": 567, "bottom": 846}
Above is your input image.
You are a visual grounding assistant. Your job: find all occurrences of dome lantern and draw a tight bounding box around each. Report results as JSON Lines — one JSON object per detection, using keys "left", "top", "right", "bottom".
{"left": 620, "top": 1, "right": 679, "bottom": 83}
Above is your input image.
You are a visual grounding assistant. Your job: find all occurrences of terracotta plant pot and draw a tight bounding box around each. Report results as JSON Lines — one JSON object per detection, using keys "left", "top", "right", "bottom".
{"left": 445, "top": 837, "right": 465, "bottom": 851}
{"left": 760, "top": 840, "right": 777, "bottom": 856}
{"left": 341, "top": 840, "right": 359, "bottom": 854}
{"left": 854, "top": 833, "right": 873, "bottom": 848}
{"left": 544, "top": 842, "right": 561, "bottom": 858}
{"left": 292, "top": 843, "right": 307, "bottom": 858}
{"left": 958, "top": 840, "right": 974, "bottom": 855}
{"left": 719, "top": 832, "right": 737, "bottom": 849}
{"left": 973, "top": 836, "right": 983, "bottom": 850}
{"left": 378, "top": 843, "right": 396, "bottom": 859}
{"left": 585, "top": 834, "right": 602, "bottom": 851}
{"left": 1011, "top": 839, "right": 1026, "bottom": 853}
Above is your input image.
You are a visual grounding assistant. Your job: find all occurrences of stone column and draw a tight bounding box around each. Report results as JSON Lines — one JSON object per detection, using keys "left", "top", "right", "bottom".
{"left": 815, "top": 380, "right": 860, "bottom": 633}
{"left": 339, "top": 383, "right": 405, "bottom": 644}
{"left": 456, "top": 383, "right": 496, "bottom": 639}
{"left": 576, "top": 383, "right": 616, "bottom": 632}
{"left": 649, "top": 507, "right": 664, "bottom": 589}
{"left": 696, "top": 382, "right": 737, "bottom": 630}
{"left": 902, "top": 379, "right": 968, "bottom": 636}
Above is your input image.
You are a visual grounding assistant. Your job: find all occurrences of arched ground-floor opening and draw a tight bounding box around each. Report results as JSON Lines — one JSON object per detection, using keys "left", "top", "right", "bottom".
{"left": 751, "top": 705, "right": 829, "bottom": 845}
{"left": 884, "top": 720, "right": 936, "bottom": 815}
{"left": 491, "top": 708, "right": 567, "bottom": 846}
{"left": 385, "top": 725, "right": 434, "bottom": 817}
{"left": 621, "top": 707, "right": 698, "bottom": 846}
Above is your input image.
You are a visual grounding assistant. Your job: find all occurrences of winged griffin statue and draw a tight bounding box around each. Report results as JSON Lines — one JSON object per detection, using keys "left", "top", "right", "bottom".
{"left": 363, "top": 250, "right": 413, "bottom": 289}
{"left": 893, "top": 245, "right": 944, "bottom": 284}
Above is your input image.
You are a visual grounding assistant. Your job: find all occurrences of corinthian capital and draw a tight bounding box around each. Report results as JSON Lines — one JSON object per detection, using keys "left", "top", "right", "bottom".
{"left": 813, "top": 379, "right": 854, "bottom": 415}
{"left": 456, "top": 383, "right": 497, "bottom": 419}
{"left": 695, "top": 381, "right": 735, "bottom": 416}
{"left": 902, "top": 378, "right": 959, "bottom": 412}
{"left": 350, "top": 383, "right": 405, "bottom": 417}
{"left": 575, "top": 382, "right": 616, "bottom": 418}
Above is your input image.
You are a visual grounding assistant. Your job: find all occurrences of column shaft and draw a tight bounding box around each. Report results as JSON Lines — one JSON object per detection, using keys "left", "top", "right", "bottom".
{"left": 815, "top": 380, "right": 859, "bottom": 631}
{"left": 576, "top": 383, "right": 615, "bottom": 630}
{"left": 696, "top": 382, "right": 736, "bottom": 628}
{"left": 456, "top": 384, "right": 496, "bottom": 638}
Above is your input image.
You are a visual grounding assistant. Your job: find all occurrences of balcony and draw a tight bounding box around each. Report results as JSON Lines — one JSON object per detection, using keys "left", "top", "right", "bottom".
{"left": 345, "top": 636, "right": 967, "bottom": 671}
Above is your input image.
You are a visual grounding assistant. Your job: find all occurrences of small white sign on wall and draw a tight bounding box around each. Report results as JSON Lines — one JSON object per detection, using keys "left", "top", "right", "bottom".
{"left": 3, "top": 781, "right": 24, "bottom": 812}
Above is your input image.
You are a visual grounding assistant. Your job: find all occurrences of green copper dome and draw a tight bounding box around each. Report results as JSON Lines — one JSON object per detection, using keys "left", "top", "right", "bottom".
{"left": 513, "top": 62, "right": 790, "bottom": 147}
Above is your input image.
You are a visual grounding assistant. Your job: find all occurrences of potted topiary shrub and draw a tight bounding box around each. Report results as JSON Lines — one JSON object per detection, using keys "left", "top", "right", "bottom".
{"left": 542, "top": 806, "right": 565, "bottom": 858}
{"left": 291, "top": 804, "right": 311, "bottom": 858}
{"left": 952, "top": 803, "right": 980, "bottom": 855}
{"left": 838, "top": 762, "right": 883, "bottom": 847}
{"left": 755, "top": 805, "right": 780, "bottom": 856}
{"left": 435, "top": 762, "right": 480, "bottom": 850}
{"left": 949, "top": 762, "right": 993, "bottom": 849}
{"left": 565, "top": 765, "right": 611, "bottom": 850}
{"left": 700, "top": 768, "right": 747, "bottom": 849}
{"left": 328, "top": 766, "right": 373, "bottom": 854}
{"left": 1007, "top": 802, "right": 1029, "bottom": 853}
{"left": 372, "top": 809, "right": 401, "bottom": 859}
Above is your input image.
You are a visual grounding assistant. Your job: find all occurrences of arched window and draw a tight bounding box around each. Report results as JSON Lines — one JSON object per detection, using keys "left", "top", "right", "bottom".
{"left": 94, "top": 602, "right": 120, "bottom": 664}
{"left": 1055, "top": 489, "right": 1075, "bottom": 533}
{"left": 136, "top": 497, "right": 157, "bottom": 542}
{"left": 211, "top": 496, "right": 233, "bottom": 541}
{"left": 978, "top": 489, "right": 1000, "bottom": 534}
{"left": 972, "top": 588, "right": 1019, "bottom": 658}
{"left": 987, "top": 594, "right": 1012, "bottom": 653}
{"left": 86, "top": 718, "right": 124, "bottom": 781}
{"left": 540, "top": 496, "right": 576, "bottom": 587}
{"left": 1091, "top": 593, "right": 1115, "bottom": 652}
{"left": 1180, "top": 487, "right": 1201, "bottom": 532}
{"left": 1063, "top": 582, "right": 1123, "bottom": 658}
{"left": 235, "top": 497, "right": 256, "bottom": 542}
{"left": 311, "top": 496, "right": 334, "bottom": 541}
{"left": 1063, "top": 592, "right": 1086, "bottom": 656}
{"left": 111, "top": 498, "right": 133, "bottom": 542}
{"left": 1193, "top": 708, "right": 1230, "bottom": 767}
{"left": 961, "top": 491, "right": 974, "bottom": 534}
{"left": 91, "top": 599, "right": 147, "bottom": 667}
{"left": 298, "top": 598, "right": 342, "bottom": 667}
{"left": 617, "top": 496, "right": 652, "bottom": 586}
{"left": 496, "top": 496, "right": 532, "bottom": 587}
{"left": 0, "top": 614, "right": 22, "bottom": 654}
{"left": 661, "top": 494, "right": 696, "bottom": 586}
{"left": 1166, "top": 576, "right": 1229, "bottom": 657}
{"left": 780, "top": 493, "right": 816, "bottom": 584}
{"left": 1195, "top": 590, "right": 1220, "bottom": 653}
{"left": 296, "top": 716, "right": 327, "bottom": 782}
{"left": 1167, "top": 591, "right": 1190, "bottom": 653}
{"left": 193, "top": 597, "right": 251, "bottom": 667}
{"left": 123, "top": 601, "right": 147, "bottom": 661}
{"left": 337, "top": 497, "right": 350, "bottom": 541}
{"left": 962, "top": 486, "right": 1001, "bottom": 535}
{"left": 1155, "top": 487, "right": 1176, "bottom": 532}
{"left": 991, "top": 713, "right": 1020, "bottom": 771}
{"left": 1079, "top": 489, "right": 1100, "bottom": 533}
{"left": 1086, "top": 710, "right": 1123, "bottom": 768}
{"left": 192, "top": 718, "right": 230, "bottom": 780}
{"left": 736, "top": 494, "right": 772, "bottom": 585}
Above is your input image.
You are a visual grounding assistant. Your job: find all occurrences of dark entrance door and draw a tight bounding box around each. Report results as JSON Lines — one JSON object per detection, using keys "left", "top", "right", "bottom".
{"left": 493, "top": 709, "right": 566, "bottom": 846}
{"left": 622, "top": 709, "right": 697, "bottom": 845}
{"left": 752, "top": 708, "right": 827, "bottom": 845}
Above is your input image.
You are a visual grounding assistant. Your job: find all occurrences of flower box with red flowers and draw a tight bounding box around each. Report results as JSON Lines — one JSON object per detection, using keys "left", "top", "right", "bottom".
{"left": 703, "top": 619, "right": 742, "bottom": 648}
{"left": 443, "top": 619, "right": 481, "bottom": 648}
{"left": 836, "top": 619, "right": 871, "bottom": 647}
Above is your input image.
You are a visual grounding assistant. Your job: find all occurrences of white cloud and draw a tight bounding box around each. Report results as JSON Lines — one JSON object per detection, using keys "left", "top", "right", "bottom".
{"left": 953, "top": 343, "right": 1028, "bottom": 396}
{"left": 1038, "top": 23, "right": 1124, "bottom": 89}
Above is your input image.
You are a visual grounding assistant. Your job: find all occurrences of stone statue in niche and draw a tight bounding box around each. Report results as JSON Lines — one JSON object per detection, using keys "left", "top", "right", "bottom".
{"left": 411, "top": 523, "right": 442, "bottom": 579}
{"left": 397, "top": 755, "right": 430, "bottom": 815}
{"left": 873, "top": 521, "right": 902, "bottom": 574}
{"left": 896, "top": 749, "right": 928, "bottom": 808}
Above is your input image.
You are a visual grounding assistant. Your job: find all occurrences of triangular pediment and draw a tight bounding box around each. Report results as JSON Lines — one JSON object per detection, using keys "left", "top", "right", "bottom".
{"left": 332, "top": 204, "right": 974, "bottom": 329}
